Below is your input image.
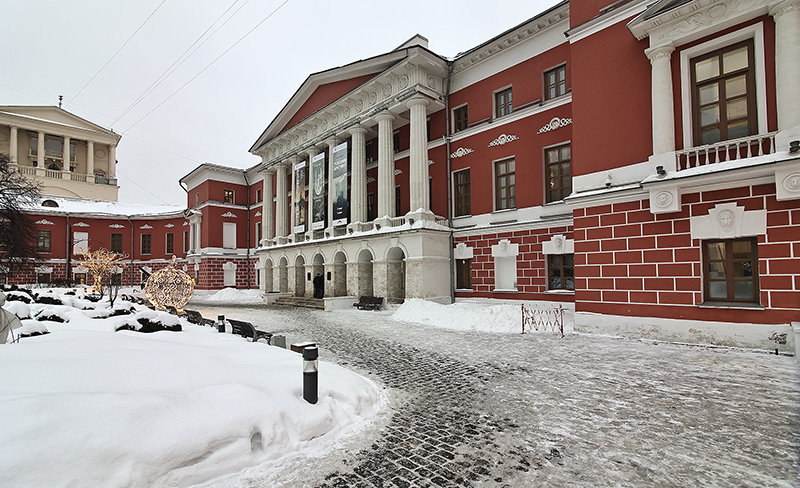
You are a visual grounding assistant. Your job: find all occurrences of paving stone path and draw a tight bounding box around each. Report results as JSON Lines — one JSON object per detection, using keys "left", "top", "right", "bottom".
{"left": 194, "top": 303, "right": 800, "bottom": 488}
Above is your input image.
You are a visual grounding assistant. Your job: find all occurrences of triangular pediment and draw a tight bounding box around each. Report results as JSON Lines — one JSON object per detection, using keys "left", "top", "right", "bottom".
{"left": 0, "top": 106, "right": 117, "bottom": 137}
{"left": 249, "top": 48, "right": 413, "bottom": 153}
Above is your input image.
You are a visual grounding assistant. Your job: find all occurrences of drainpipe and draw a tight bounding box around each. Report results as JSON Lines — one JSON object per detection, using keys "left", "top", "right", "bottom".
{"left": 445, "top": 60, "right": 455, "bottom": 304}
{"left": 243, "top": 170, "right": 251, "bottom": 290}
{"left": 126, "top": 216, "right": 134, "bottom": 287}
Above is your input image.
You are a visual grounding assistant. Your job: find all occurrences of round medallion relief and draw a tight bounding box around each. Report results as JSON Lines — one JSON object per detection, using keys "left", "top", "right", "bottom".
{"left": 783, "top": 173, "right": 800, "bottom": 193}
{"left": 369, "top": 92, "right": 377, "bottom": 106}
{"left": 356, "top": 100, "right": 363, "bottom": 112}
{"left": 654, "top": 191, "right": 673, "bottom": 208}
{"left": 427, "top": 74, "right": 436, "bottom": 89}
{"left": 399, "top": 75, "right": 409, "bottom": 89}
{"left": 332, "top": 114, "right": 338, "bottom": 125}
{"left": 343, "top": 107, "right": 351, "bottom": 119}
{"left": 95, "top": 149, "right": 107, "bottom": 159}
{"left": 383, "top": 84, "right": 392, "bottom": 97}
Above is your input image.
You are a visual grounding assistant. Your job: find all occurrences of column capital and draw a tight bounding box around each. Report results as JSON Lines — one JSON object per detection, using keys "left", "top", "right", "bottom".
{"left": 324, "top": 136, "right": 340, "bottom": 149}
{"left": 406, "top": 97, "right": 430, "bottom": 109}
{"left": 375, "top": 112, "right": 396, "bottom": 123}
{"left": 645, "top": 45, "right": 675, "bottom": 63}
{"left": 349, "top": 125, "right": 368, "bottom": 136}
{"left": 770, "top": 0, "right": 800, "bottom": 18}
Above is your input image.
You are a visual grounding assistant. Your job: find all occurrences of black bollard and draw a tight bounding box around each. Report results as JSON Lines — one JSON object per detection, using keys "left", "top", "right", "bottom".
{"left": 303, "top": 346, "right": 318, "bottom": 404}
{"left": 217, "top": 315, "right": 225, "bottom": 333}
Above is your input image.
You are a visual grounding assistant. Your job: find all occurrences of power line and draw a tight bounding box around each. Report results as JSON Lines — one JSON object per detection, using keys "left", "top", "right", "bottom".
{"left": 121, "top": 0, "right": 291, "bottom": 133}
{"left": 66, "top": 0, "right": 167, "bottom": 108}
{"left": 110, "top": 0, "right": 250, "bottom": 127}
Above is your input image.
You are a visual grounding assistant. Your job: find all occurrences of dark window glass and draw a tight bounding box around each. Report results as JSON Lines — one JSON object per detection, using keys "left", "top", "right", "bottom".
{"left": 37, "top": 230, "right": 51, "bottom": 253}
{"left": 456, "top": 259, "right": 472, "bottom": 289}
{"left": 141, "top": 234, "right": 152, "bottom": 255}
{"left": 703, "top": 238, "right": 759, "bottom": 303}
{"left": 545, "top": 144, "right": 572, "bottom": 203}
{"left": 549, "top": 254, "right": 574, "bottom": 290}
{"left": 110, "top": 233, "right": 123, "bottom": 253}
{"left": 544, "top": 65, "right": 567, "bottom": 100}
{"left": 454, "top": 169, "right": 471, "bottom": 217}
{"left": 495, "top": 159, "right": 515, "bottom": 210}
{"left": 495, "top": 88, "right": 512, "bottom": 117}
{"left": 454, "top": 105, "right": 468, "bottom": 132}
{"left": 223, "top": 189, "right": 235, "bottom": 204}
{"left": 166, "top": 233, "right": 174, "bottom": 255}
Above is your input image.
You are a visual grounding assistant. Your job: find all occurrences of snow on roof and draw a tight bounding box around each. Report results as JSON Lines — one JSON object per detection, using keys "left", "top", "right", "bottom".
{"left": 23, "top": 195, "right": 186, "bottom": 218}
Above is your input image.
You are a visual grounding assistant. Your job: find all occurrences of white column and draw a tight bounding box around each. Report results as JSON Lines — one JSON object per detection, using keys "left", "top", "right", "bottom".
{"left": 275, "top": 163, "right": 289, "bottom": 238}
{"left": 325, "top": 137, "right": 339, "bottom": 232}
{"left": 771, "top": 0, "right": 800, "bottom": 130}
{"left": 63, "top": 136, "right": 71, "bottom": 172}
{"left": 305, "top": 148, "right": 320, "bottom": 238}
{"left": 349, "top": 126, "right": 367, "bottom": 223}
{"left": 407, "top": 97, "right": 430, "bottom": 214}
{"left": 289, "top": 157, "right": 298, "bottom": 239}
{"left": 86, "top": 141, "right": 94, "bottom": 178}
{"left": 9, "top": 126, "right": 17, "bottom": 162}
{"left": 262, "top": 169, "right": 275, "bottom": 241}
{"left": 376, "top": 113, "right": 396, "bottom": 218}
{"left": 108, "top": 144, "right": 116, "bottom": 178}
{"left": 37, "top": 131, "right": 45, "bottom": 168}
{"left": 645, "top": 45, "right": 676, "bottom": 155}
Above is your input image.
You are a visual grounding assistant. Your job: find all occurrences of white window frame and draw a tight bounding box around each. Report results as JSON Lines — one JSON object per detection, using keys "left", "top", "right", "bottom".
{"left": 492, "top": 84, "right": 513, "bottom": 119}
{"left": 452, "top": 102, "right": 469, "bottom": 133}
{"left": 679, "top": 23, "right": 768, "bottom": 150}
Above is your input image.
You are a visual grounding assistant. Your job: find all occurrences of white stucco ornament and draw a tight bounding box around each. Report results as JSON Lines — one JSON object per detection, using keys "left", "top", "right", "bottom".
{"left": 542, "top": 235, "right": 574, "bottom": 255}
{"left": 488, "top": 134, "right": 519, "bottom": 147}
{"left": 450, "top": 147, "right": 474, "bottom": 158}
{"left": 538, "top": 117, "right": 572, "bottom": 134}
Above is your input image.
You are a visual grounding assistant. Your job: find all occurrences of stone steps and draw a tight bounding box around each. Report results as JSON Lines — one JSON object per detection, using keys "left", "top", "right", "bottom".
{"left": 274, "top": 296, "right": 324, "bottom": 310}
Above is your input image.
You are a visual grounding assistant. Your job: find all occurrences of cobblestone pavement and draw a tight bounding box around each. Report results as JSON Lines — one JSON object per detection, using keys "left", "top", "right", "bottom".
{"left": 193, "top": 303, "right": 800, "bottom": 488}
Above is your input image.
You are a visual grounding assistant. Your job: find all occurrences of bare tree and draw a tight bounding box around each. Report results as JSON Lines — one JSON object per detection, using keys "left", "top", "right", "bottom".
{"left": 0, "top": 153, "right": 41, "bottom": 276}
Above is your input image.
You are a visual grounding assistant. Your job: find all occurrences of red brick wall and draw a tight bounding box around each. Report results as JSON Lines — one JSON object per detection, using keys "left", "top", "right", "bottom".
{"left": 192, "top": 257, "right": 258, "bottom": 290}
{"left": 454, "top": 224, "right": 574, "bottom": 302}
{"left": 574, "top": 183, "right": 800, "bottom": 324}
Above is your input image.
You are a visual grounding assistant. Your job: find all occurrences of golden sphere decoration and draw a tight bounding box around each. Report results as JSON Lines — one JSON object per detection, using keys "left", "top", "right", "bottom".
{"left": 144, "top": 256, "right": 194, "bottom": 310}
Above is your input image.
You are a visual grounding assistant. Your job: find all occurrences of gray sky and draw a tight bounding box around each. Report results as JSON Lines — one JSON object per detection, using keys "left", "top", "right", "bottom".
{"left": 3, "top": 0, "right": 562, "bottom": 206}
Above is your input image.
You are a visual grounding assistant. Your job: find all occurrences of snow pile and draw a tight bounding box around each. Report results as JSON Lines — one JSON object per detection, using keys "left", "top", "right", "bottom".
{"left": 196, "top": 287, "right": 263, "bottom": 304}
{"left": 392, "top": 299, "right": 525, "bottom": 333}
{"left": 0, "top": 290, "right": 384, "bottom": 488}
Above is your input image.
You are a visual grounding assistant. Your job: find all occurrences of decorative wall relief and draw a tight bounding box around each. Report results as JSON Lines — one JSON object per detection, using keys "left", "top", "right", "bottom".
{"left": 690, "top": 202, "right": 766, "bottom": 239}
{"left": 541, "top": 234, "right": 574, "bottom": 255}
{"left": 35, "top": 219, "right": 55, "bottom": 225}
{"left": 488, "top": 134, "right": 519, "bottom": 147}
{"left": 450, "top": 147, "right": 474, "bottom": 158}
{"left": 73, "top": 222, "right": 90, "bottom": 227}
{"left": 454, "top": 242, "right": 474, "bottom": 260}
{"left": 220, "top": 212, "right": 238, "bottom": 218}
{"left": 537, "top": 117, "right": 572, "bottom": 134}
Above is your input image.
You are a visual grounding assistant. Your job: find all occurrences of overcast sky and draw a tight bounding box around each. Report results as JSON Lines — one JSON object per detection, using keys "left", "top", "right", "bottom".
{"left": 3, "top": 0, "right": 562, "bottom": 206}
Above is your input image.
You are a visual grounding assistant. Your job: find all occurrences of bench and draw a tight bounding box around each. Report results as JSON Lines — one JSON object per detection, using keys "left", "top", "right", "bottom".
{"left": 183, "top": 309, "right": 216, "bottom": 326}
{"left": 227, "top": 318, "right": 272, "bottom": 343}
{"left": 354, "top": 296, "right": 384, "bottom": 311}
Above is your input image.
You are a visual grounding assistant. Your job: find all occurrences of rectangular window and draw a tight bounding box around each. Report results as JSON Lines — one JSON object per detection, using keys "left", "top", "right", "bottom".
{"left": 141, "top": 234, "right": 152, "bottom": 255}
{"left": 165, "top": 232, "right": 174, "bottom": 255}
{"left": 548, "top": 254, "right": 575, "bottom": 290}
{"left": 256, "top": 189, "right": 262, "bottom": 203}
{"left": 223, "top": 189, "right": 235, "bottom": 204}
{"left": 395, "top": 185, "right": 402, "bottom": 217}
{"left": 365, "top": 140, "right": 375, "bottom": 163}
{"left": 393, "top": 131, "right": 400, "bottom": 154}
{"left": 454, "top": 169, "right": 471, "bottom": 217}
{"left": 456, "top": 259, "right": 472, "bottom": 290}
{"left": 495, "top": 87, "right": 512, "bottom": 118}
{"left": 692, "top": 40, "right": 755, "bottom": 146}
{"left": 703, "top": 238, "right": 759, "bottom": 303}
{"left": 545, "top": 144, "right": 572, "bottom": 203}
{"left": 454, "top": 105, "right": 468, "bottom": 132}
{"left": 37, "top": 272, "right": 51, "bottom": 284}
{"left": 544, "top": 65, "right": 567, "bottom": 100}
{"left": 223, "top": 222, "right": 236, "bottom": 249}
{"left": 255, "top": 222, "right": 262, "bottom": 245}
{"left": 495, "top": 158, "right": 516, "bottom": 210}
{"left": 183, "top": 230, "right": 189, "bottom": 252}
{"left": 110, "top": 233, "right": 123, "bottom": 253}
{"left": 74, "top": 273, "right": 87, "bottom": 285}
{"left": 37, "top": 230, "right": 51, "bottom": 253}
{"left": 195, "top": 193, "right": 199, "bottom": 206}
{"left": 367, "top": 193, "right": 375, "bottom": 221}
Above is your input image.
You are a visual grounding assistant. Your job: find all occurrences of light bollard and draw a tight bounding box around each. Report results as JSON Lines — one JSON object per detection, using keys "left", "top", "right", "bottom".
{"left": 217, "top": 315, "right": 226, "bottom": 333}
{"left": 303, "top": 346, "right": 318, "bottom": 404}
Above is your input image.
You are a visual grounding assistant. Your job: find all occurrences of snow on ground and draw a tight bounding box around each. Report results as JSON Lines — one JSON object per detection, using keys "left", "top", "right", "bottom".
{"left": 0, "top": 288, "right": 384, "bottom": 488}
{"left": 191, "top": 287, "right": 264, "bottom": 304}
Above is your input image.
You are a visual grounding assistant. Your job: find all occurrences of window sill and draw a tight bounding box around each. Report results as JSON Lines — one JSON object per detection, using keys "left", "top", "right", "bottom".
{"left": 455, "top": 288, "right": 473, "bottom": 292}
{"left": 492, "top": 288, "right": 518, "bottom": 293}
{"left": 545, "top": 289, "right": 575, "bottom": 295}
{"left": 697, "top": 301, "right": 765, "bottom": 310}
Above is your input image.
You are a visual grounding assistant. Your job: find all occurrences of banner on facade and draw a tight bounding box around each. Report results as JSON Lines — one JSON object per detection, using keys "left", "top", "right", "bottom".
{"left": 293, "top": 160, "right": 306, "bottom": 234}
{"left": 311, "top": 152, "right": 326, "bottom": 230}
{"left": 332, "top": 141, "right": 349, "bottom": 226}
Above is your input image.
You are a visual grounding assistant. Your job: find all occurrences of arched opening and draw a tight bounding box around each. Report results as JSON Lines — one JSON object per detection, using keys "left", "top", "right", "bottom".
{"left": 357, "top": 249, "right": 373, "bottom": 298}
{"left": 312, "top": 253, "right": 325, "bottom": 299}
{"left": 386, "top": 247, "right": 406, "bottom": 303}
{"left": 278, "top": 257, "right": 288, "bottom": 293}
{"left": 294, "top": 255, "right": 306, "bottom": 297}
{"left": 263, "top": 259, "right": 273, "bottom": 293}
{"left": 333, "top": 251, "right": 347, "bottom": 297}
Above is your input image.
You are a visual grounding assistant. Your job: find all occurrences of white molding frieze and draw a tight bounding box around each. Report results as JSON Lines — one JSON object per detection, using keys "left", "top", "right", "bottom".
{"left": 164, "top": 223, "right": 175, "bottom": 228}
{"left": 139, "top": 224, "right": 153, "bottom": 229}
{"left": 35, "top": 219, "right": 54, "bottom": 225}
{"left": 73, "top": 222, "right": 90, "bottom": 227}
{"left": 221, "top": 211, "right": 238, "bottom": 218}
{"left": 109, "top": 223, "right": 125, "bottom": 228}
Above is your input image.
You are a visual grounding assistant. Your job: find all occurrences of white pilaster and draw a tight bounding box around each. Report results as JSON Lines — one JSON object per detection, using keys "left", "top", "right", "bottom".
{"left": 289, "top": 156, "right": 298, "bottom": 239}
{"left": 9, "top": 126, "right": 17, "bottom": 162}
{"left": 771, "top": 0, "right": 800, "bottom": 131}
{"left": 37, "top": 131, "right": 45, "bottom": 168}
{"left": 376, "top": 113, "right": 396, "bottom": 218}
{"left": 275, "top": 163, "right": 289, "bottom": 238}
{"left": 349, "top": 126, "right": 367, "bottom": 223}
{"left": 305, "top": 148, "right": 320, "bottom": 239}
{"left": 86, "top": 141, "right": 94, "bottom": 180}
{"left": 646, "top": 45, "right": 676, "bottom": 156}
{"left": 108, "top": 144, "right": 116, "bottom": 178}
{"left": 63, "top": 136, "right": 71, "bottom": 172}
{"left": 407, "top": 97, "right": 431, "bottom": 215}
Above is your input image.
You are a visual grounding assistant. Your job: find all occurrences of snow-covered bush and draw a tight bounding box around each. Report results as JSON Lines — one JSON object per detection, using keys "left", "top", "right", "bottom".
{"left": 6, "top": 291, "right": 32, "bottom": 304}
{"left": 3, "top": 300, "right": 31, "bottom": 319}
{"left": 16, "top": 320, "right": 50, "bottom": 338}
{"left": 115, "top": 310, "right": 182, "bottom": 333}
{"left": 33, "top": 306, "right": 72, "bottom": 323}
{"left": 35, "top": 294, "right": 63, "bottom": 305}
